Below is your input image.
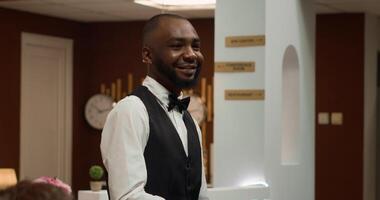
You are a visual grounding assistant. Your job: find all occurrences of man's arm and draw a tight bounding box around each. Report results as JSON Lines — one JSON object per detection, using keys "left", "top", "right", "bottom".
{"left": 100, "top": 96, "right": 165, "bottom": 200}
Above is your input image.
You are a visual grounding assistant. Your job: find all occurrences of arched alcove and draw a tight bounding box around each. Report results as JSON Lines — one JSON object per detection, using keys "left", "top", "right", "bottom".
{"left": 281, "top": 45, "right": 300, "bottom": 165}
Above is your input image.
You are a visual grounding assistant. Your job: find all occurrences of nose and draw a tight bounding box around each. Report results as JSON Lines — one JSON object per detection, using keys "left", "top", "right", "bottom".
{"left": 183, "top": 46, "right": 196, "bottom": 62}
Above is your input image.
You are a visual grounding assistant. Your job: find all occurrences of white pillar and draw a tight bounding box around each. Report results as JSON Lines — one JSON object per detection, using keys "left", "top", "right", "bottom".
{"left": 213, "top": 0, "right": 315, "bottom": 200}
{"left": 264, "top": 1, "right": 315, "bottom": 200}
{"left": 214, "top": 0, "right": 266, "bottom": 187}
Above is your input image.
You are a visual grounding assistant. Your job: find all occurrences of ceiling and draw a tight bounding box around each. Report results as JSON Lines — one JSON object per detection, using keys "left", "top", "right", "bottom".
{"left": 0, "top": 0, "right": 214, "bottom": 21}
{"left": 0, "top": 0, "right": 379, "bottom": 22}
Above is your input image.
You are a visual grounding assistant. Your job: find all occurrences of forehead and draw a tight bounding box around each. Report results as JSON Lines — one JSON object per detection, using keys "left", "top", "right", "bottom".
{"left": 154, "top": 18, "right": 199, "bottom": 40}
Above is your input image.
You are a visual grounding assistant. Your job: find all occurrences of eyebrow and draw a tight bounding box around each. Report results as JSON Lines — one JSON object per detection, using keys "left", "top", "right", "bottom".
{"left": 166, "top": 37, "right": 201, "bottom": 43}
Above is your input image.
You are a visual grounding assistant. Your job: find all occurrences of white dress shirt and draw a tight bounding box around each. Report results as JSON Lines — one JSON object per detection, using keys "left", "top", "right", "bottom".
{"left": 101, "top": 76, "right": 209, "bottom": 200}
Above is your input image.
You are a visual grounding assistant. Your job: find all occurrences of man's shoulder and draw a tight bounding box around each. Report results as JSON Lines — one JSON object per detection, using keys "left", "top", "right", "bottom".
{"left": 110, "top": 95, "right": 146, "bottom": 115}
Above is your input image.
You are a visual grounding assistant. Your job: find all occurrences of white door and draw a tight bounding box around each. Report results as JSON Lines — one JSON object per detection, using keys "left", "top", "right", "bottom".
{"left": 20, "top": 32, "right": 73, "bottom": 184}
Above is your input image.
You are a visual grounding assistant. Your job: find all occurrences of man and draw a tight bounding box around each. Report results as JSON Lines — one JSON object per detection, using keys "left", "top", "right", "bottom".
{"left": 101, "top": 14, "right": 208, "bottom": 200}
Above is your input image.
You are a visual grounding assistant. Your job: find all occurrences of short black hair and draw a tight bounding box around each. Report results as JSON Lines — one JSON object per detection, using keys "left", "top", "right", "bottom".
{"left": 142, "top": 13, "right": 188, "bottom": 45}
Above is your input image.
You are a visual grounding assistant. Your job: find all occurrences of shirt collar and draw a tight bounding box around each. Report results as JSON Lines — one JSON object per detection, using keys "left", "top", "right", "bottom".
{"left": 142, "top": 76, "right": 184, "bottom": 107}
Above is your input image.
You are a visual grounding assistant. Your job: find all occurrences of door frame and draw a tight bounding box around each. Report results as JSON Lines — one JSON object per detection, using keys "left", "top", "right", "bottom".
{"left": 20, "top": 32, "right": 73, "bottom": 184}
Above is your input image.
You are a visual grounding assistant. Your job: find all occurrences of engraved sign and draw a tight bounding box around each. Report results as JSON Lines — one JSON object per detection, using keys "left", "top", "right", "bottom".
{"left": 215, "top": 62, "right": 255, "bottom": 72}
{"left": 225, "top": 89, "right": 265, "bottom": 100}
{"left": 225, "top": 35, "right": 265, "bottom": 47}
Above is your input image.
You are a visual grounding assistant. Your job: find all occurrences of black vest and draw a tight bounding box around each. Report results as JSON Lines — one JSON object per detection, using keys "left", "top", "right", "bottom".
{"left": 131, "top": 86, "right": 202, "bottom": 200}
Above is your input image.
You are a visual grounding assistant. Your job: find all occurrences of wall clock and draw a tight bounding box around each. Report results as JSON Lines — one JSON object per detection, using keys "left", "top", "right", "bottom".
{"left": 85, "top": 94, "right": 114, "bottom": 130}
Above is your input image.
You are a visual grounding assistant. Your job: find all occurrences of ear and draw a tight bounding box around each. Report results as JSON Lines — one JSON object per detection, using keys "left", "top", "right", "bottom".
{"left": 142, "top": 46, "right": 152, "bottom": 64}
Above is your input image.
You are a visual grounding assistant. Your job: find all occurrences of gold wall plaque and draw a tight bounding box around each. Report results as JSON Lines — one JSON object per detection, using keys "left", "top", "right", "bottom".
{"left": 215, "top": 62, "right": 255, "bottom": 72}
{"left": 225, "top": 89, "right": 265, "bottom": 100}
{"left": 225, "top": 35, "right": 265, "bottom": 47}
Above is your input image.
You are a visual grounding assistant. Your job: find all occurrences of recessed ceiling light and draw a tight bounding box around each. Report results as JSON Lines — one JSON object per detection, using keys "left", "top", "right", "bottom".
{"left": 134, "top": 0, "right": 215, "bottom": 10}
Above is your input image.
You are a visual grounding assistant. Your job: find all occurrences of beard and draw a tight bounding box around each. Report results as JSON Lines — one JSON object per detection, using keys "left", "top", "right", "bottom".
{"left": 155, "top": 59, "right": 201, "bottom": 89}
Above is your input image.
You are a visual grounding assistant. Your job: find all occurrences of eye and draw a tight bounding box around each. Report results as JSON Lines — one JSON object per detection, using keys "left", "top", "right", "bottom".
{"left": 192, "top": 42, "right": 201, "bottom": 51}
{"left": 168, "top": 42, "right": 183, "bottom": 50}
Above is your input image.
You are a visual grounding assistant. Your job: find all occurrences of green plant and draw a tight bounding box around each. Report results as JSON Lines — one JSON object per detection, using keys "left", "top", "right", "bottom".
{"left": 89, "top": 165, "right": 104, "bottom": 181}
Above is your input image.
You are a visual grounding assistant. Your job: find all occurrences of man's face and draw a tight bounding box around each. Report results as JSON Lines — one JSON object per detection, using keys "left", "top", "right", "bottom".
{"left": 144, "top": 18, "right": 204, "bottom": 89}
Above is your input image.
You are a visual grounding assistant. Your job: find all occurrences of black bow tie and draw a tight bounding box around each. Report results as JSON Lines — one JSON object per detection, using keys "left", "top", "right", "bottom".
{"left": 167, "top": 94, "right": 190, "bottom": 112}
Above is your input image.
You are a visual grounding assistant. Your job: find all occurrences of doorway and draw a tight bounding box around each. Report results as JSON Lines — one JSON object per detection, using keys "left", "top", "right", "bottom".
{"left": 20, "top": 32, "right": 73, "bottom": 184}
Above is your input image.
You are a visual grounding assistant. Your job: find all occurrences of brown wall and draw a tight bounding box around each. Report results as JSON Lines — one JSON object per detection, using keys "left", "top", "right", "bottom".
{"left": 0, "top": 7, "right": 214, "bottom": 194}
{"left": 316, "top": 13, "right": 364, "bottom": 200}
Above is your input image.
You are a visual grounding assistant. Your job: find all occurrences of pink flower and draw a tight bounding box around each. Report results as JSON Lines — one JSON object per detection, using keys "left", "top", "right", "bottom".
{"left": 33, "top": 176, "right": 72, "bottom": 194}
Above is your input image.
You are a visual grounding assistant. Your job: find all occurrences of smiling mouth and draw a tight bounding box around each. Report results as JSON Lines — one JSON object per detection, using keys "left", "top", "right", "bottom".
{"left": 176, "top": 64, "right": 197, "bottom": 70}
{"left": 175, "top": 65, "right": 197, "bottom": 76}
